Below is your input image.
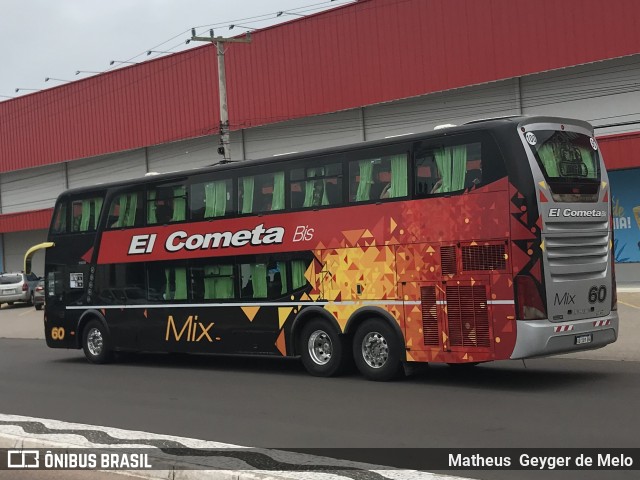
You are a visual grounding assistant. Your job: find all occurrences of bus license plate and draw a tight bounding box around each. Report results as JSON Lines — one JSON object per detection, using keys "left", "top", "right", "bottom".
{"left": 575, "top": 334, "right": 593, "bottom": 345}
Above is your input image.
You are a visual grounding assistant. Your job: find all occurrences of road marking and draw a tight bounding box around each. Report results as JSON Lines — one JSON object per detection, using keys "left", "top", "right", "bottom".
{"left": 19, "top": 309, "right": 35, "bottom": 317}
{"left": 618, "top": 300, "right": 640, "bottom": 310}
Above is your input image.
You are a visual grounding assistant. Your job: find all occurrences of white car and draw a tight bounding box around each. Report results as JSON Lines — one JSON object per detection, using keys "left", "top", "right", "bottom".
{"left": 0, "top": 272, "right": 40, "bottom": 306}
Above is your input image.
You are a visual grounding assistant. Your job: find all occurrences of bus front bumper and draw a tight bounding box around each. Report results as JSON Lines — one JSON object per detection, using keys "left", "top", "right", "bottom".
{"left": 510, "top": 311, "right": 619, "bottom": 359}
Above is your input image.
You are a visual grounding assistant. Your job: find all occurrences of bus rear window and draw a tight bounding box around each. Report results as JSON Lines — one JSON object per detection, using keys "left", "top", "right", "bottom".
{"left": 528, "top": 130, "right": 600, "bottom": 201}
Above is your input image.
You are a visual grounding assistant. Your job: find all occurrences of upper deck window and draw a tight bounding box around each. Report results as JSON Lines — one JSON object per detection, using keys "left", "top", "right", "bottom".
{"left": 191, "top": 178, "right": 232, "bottom": 220}
{"left": 71, "top": 197, "right": 103, "bottom": 232}
{"left": 148, "top": 184, "right": 187, "bottom": 225}
{"left": 107, "top": 191, "right": 144, "bottom": 229}
{"left": 238, "top": 171, "right": 285, "bottom": 214}
{"left": 415, "top": 141, "right": 483, "bottom": 197}
{"left": 349, "top": 154, "right": 408, "bottom": 203}
{"left": 51, "top": 202, "right": 67, "bottom": 234}
{"left": 290, "top": 163, "right": 342, "bottom": 209}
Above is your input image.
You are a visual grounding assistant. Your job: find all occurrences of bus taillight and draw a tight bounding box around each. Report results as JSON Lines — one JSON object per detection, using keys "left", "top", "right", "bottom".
{"left": 515, "top": 275, "right": 547, "bottom": 320}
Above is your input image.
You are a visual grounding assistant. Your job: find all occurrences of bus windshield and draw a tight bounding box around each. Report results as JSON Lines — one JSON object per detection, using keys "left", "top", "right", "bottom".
{"left": 528, "top": 130, "right": 601, "bottom": 200}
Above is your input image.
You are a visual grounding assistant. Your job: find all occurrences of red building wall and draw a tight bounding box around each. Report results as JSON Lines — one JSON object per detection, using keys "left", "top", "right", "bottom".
{"left": 1, "top": 0, "right": 640, "bottom": 173}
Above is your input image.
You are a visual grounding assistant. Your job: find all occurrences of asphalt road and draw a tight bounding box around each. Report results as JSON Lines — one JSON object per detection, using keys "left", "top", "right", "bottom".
{"left": 1, "top": 295, "right": 639, "bottom": 480}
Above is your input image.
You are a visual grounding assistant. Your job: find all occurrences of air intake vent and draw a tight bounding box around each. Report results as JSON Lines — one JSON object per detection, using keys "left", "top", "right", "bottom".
{"left": 441, "top": 245, "right": 457, "bottom": 275}
{"left": 461, "top": 244, "right": 506, "bottom": 271}
{"left": 420, "top": 286, "right": 439, "bottom": 346}
{"left": 446, "top": 285, "right": 490, "bottom": 348}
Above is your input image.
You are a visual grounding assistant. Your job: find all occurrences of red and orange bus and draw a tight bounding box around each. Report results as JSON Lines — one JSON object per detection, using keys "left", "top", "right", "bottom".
{"left": 26, "top": 116, "right": 618, "bottom": 380}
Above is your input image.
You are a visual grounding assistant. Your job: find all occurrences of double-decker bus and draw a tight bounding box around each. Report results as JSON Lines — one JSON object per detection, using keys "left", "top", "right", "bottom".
{"left": 25, "top": 116, "right": 618, "bottom": 381}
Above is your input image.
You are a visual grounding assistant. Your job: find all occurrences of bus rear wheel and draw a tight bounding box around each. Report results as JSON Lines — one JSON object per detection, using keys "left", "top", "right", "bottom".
{"left": 353, "top": 319, "right": 403, "bottom": 381}
{"left": 82, "top": 320, "right": 113, "bottom": 364}
{"left": 300, "top": 319, "right": 347, "bottom": 377}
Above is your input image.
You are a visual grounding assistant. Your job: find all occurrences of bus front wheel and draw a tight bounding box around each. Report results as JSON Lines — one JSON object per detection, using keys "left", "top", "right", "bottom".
{"left": 300, "top": 319, "right": 347, "bottom": 377}
{"left": 353, "top": 319, "right": 403, "bottom": 381}
{"left": 82, "top": 320, "right": 113, "bottom": 364}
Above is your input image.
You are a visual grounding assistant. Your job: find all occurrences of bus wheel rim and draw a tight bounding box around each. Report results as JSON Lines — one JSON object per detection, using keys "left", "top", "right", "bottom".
{"left": 308, "top": 330, "right": 332, "bottom": 365}
{"left": 362, "top": 332, "right": 389, "bottom": 369}
{"left": 87, "top": 327, "right": 103, "bottom": 356}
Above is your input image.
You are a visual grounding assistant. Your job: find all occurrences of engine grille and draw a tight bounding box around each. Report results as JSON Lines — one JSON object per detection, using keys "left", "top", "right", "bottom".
{"left": 440, "top": 246, "right": 457, "bottom": 275}
{"left": 446, "top": 285, "right": 490, "bottom": 348}
{"left": 461, "top": 244, "right": 506, "bottom": 271}
{"left": 545, "top": 231, "right": 609, "bottom": 280}
{"left": 420, "top": 286, "right": 439, "bottom": 346}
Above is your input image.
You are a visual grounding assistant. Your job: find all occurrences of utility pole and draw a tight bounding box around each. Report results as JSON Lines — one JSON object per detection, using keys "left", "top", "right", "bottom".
{"left": 190, "top": 29, "right": 251, "bottom": 163}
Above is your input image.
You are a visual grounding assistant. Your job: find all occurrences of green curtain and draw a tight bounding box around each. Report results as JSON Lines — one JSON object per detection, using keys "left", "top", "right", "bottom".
{"left": 147, "top": 190, "right": 157, "bottom": 224}
{"left": 291, "top": 260, "right": 307, "bottom": 290}
{"left": 165, "top": 267, "right": 187, "bottom": 300}
{"left": 80, "top": 200, "right": 92, "bottom": 231}
{"left": 579, "top": 147, "right": 598, "bottom": 179}
{"left": 172, "top": 186, "right": 186, "bottom": 222}
{"left": 389, "top": 155, "right": 408, "bottom": 197}
{"left": 115, "top": 195, "right": 128, "bottom": 228}
{"left": 241, "top": 177, "right": 254, "bottom": 214}
{"left": 434, "top": 148, "right": 451, "bottom": 193}
{"left": 303, "top": 169, "right": 329, "bottom": 207}
{"left": 538, "top": 144, "right": 560, "bottom": 177}
{"left": 93, "top": 198, "right": 103, "bottom": 229}
{"left": 125, "top": 194, "right": 138, "bottom": 227}
{"left": 355, "top": 160, "right": 373, "bottom": 201}
{"left": 271, "top": 172, "right": 285, "bottom": 211}
{"left": 451, "top": 146, "right": 467, "bottom": 191}
{"left": 251, "top": 264, "right": 267, "bottom": 298}
{"left": 204, "top": 265, "right": 234, "bottom": 299}
{"left": 434, "top": 147, "right": 466, "bottom": 193}
{"left": 277, "top": 262, "right": 289, "bottom": 295}
{"left": 204, "top": 181, "right": 228, "bottom": 218}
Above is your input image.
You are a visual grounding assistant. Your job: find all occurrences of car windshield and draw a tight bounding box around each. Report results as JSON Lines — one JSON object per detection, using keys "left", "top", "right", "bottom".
{"left": 0, "top": 274, "right": 22, "bottom": 284}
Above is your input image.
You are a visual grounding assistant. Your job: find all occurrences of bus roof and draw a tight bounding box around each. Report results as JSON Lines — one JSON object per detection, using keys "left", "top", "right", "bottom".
{"left": 58, "top": 115, "right": 592, "bottom": 198}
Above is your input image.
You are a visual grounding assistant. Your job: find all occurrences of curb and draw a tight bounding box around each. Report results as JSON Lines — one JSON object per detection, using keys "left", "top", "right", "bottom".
{"left": 0, "top": 414, "right": 468, "bottom": 480}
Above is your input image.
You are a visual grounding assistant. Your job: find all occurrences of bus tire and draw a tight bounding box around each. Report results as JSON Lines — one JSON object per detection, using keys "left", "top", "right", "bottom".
{"left": 82, "top": 319, "right": 113, "bottom": 364}
{"left": 300, "top": 319, "right": 346, "bottom": 377}
{"left": 353, "top": 318, "right": 403, "bottom": 381}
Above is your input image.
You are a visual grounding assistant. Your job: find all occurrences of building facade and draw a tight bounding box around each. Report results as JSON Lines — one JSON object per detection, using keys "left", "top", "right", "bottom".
{"left": 1, "top": 0, "right": 640, "bottom": 280}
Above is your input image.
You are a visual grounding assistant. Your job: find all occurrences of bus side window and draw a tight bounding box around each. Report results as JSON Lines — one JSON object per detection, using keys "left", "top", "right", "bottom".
{"left": 148, "top": 185, "right": 187, "bottom": 225}
{"left": 239, "top": 263, "right": 267, "bottom": 299}
{"left": 146, "top": 263, "right": 188, "bottom": 301}
{"left": 415, "top": 152, "right": 441, "bottom": 196}
{"left": 191, "top": 179, "right": 232, "bottom": 220}
{"left": 290, "top": 163, "right": 342, "bottom": 209}
{"left": 350, "top": 154, "right": 408, "bottom": 202}
{"left": 107, "top": 192, "right": 143, "bottom": 229}
{"left": 51, "top": 201, "right": 68, "bottom": 234}
{"left": 239, "top": 172, "right": 285, "bottom": 214}
{"left": 415, "top": 142, "right": 482, "bottom": 196}
{"left": 71, "top": 196, "right": 104, "bottom": 232}
{"left": 190, "top": 264, "right": 235, "bottom": 300}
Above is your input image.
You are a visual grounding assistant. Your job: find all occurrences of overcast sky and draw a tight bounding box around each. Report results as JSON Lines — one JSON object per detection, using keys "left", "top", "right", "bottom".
{"left": 0, "top": 0, "right": 352, "bottom": 100}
